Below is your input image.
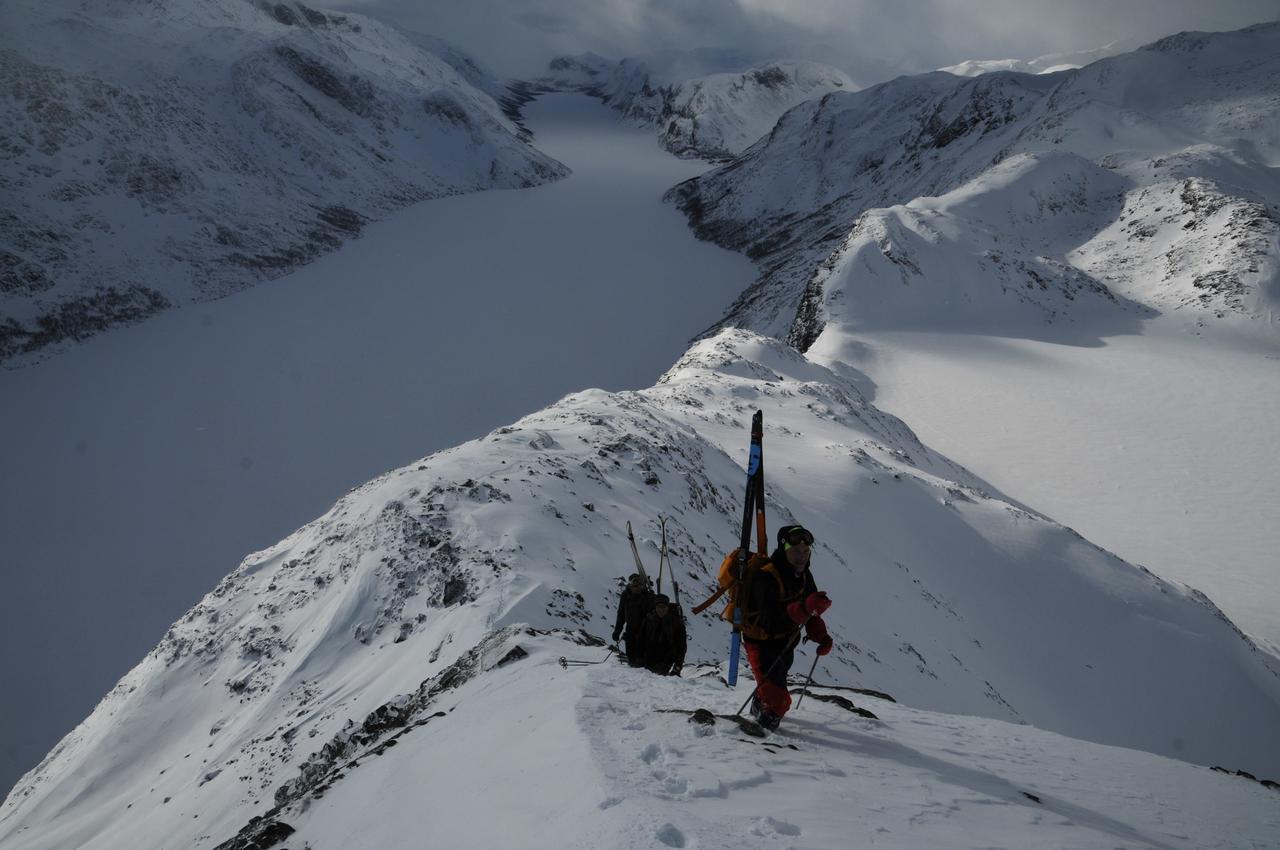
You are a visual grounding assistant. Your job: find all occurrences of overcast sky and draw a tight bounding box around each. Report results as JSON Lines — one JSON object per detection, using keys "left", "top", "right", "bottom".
{"left": 331, "top": 0, "right": 1280, "bottom": 80}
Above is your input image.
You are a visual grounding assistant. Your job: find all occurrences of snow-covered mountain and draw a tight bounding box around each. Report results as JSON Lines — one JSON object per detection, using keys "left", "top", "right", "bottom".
{"left": 541, "top": 50, "right": 855, "bottom": 160}
{"left": 669, "top": 23, "right": 1280, "bottom": 344}
{"left": 938, "top": 36, "right": 1148, "bottom": 77}
{"left": 3, "top": 327, "right": 1277, "bottom": 849}
{"left": 0, "top": 0, "right": 567, "bottom": 365}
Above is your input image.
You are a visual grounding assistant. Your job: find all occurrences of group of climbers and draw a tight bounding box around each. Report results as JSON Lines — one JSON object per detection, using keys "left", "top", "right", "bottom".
{"left": 604, "top": 410, "right": 836, "bottom": 734}
{"left": 613, "top": 572, "right": 686, "bottom": 676}
{"left": 611, "top": 520, "right": 834, "bottom": 732}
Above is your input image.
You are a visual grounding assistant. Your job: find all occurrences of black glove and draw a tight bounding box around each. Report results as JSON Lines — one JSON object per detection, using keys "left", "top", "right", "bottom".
{"left": 611, "top": 629, "right": 622, "bottom": 643}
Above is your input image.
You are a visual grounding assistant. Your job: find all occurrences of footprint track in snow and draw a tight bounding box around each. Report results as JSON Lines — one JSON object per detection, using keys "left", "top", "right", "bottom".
{"left": 751, "top": 815, "right": 801, "bottom": 837}
{"left": 655, "top": 822, "right": 688, "bottom": 847}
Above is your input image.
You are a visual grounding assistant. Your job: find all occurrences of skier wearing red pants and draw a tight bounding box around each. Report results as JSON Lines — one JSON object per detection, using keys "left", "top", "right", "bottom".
{"left": 742, "top": 524, "right": 833, "bottom": 731}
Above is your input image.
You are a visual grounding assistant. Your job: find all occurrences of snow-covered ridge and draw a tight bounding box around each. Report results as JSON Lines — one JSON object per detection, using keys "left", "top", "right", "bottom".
{"left": 0, "top": 0, "right": 567, "bottom": 365}
{"left": 540, "top": 50, "right": 855, "bottom": 160}
{"left": 938, "top": 36, "right": 1147, "bottom": 77}
{"left": 668, "top": 22, "right": 1280, "bottom": 341}
{"left": 3, "top": 327, "right": 1277, "bottom": 849}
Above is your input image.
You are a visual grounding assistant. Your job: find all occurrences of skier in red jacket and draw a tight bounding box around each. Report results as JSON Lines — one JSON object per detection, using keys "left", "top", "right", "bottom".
{"left": 743, "top": 525, "right": 833, "bottom": 731}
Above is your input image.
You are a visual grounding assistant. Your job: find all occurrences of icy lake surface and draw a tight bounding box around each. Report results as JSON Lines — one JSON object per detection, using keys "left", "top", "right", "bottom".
{"left": 0, "top": 93, "right": 753, "bottom": 795}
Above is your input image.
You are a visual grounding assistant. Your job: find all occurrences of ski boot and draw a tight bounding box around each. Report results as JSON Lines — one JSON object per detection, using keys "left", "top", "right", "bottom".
{"left": 749, "top": 694, "right": 782, "bottom": 733}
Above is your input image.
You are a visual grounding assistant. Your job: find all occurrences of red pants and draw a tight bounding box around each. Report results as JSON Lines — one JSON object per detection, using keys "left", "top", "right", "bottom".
{"left": 745, "top": 639, "right": 794, "bottom": 717}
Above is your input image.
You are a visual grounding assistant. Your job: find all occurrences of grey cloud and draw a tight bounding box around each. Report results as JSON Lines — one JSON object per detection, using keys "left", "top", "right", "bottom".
{"left": 330, "top": 0, "right": 1280, "bottom": 80}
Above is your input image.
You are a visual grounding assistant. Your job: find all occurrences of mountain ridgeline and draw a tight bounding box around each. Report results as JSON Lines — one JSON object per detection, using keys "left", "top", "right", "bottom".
{"left": 666, "top": 23, "right": 1280, "bottom": 345}
{"left": 539, "top": 50, "right": 856, "bottom": 161}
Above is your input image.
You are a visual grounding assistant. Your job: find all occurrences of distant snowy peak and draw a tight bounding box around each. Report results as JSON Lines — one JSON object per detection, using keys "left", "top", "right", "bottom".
{"left": 938, "top": 36, "right": 1146, "bottom": 77}
{"left": 0, "top": 0, "right": 567, "bottom": 365}
{"left": 540, "top": 51, "right": 855, "bottom": 160}
{"left": 669, "top": 22, "right": 1280, "bottom": 339}
{"left": 642, "top": 62, "right": 856, "bottom": 161}
{"left": 542, "top": 51, "right": 614, "bottom": 90}
{"left": 791, "top": 153, "right": 1151, "bottom": 348}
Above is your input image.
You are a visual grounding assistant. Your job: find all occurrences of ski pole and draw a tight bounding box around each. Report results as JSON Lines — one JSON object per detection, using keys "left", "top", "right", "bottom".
{"left": 558, "top": 647, "right": 616, "bottom": 669}
{"left": 794, "top": 651, "right": 821, "bottom": 711}
{"left": 656, "top": 516, "right": 668, "bottom": 596}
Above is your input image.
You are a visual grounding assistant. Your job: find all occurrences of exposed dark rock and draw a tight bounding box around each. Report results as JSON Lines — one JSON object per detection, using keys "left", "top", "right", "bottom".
{"left": 790, "top": 689, "right": 879, "bottom": 719}
{"left": 423, "top": 93, "right": 471, "bottom": 127}
{"left": 0, "top": 285, "right": 171, "bottom": 363}
{"left": 496, "top": 645, "right": 528, "bottom": 666}
{"left": 270, "top": 4, "right": 297, "bottom": 26}
{"left": 1210, "top": 765, "right": 1279, "bottom": 792}
{"left": 274, "top": 45, "right": 375, "bottom": 118}
{"left": 796, "top": 681, "right": 896, "bottom": 703}
{"left": 301, "top": 6, "right": 330, "bottom": 27}
{"left": 689, "top": 708, "right": 716, "bottom": 726}
{"left": 749, "top": 66, "right": 789, "bottom": 89}
{"left": 0, "top": 251, "right": 54, "bottom": 295}
{"left": 499, "top": 80, "right": 540, "bottom": 142}
{"left": 787, "top": 269, "right": 826, "bottom": 352}
{"left": 214, "top": 816, "right": 295, "bottom": 850}
{"left": 315, "top": 205, "right": 365, "bottom": 235}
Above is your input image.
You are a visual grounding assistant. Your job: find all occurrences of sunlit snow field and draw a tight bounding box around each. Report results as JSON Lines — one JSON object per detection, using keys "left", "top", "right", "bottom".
{"left": 841, "top": 322, "right": 1280, "bottom": 652}
{"left": 0, "top": 93, "right": 753, "bottom": 795}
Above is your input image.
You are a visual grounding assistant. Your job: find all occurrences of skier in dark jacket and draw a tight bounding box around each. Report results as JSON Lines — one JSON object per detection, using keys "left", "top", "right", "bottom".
{"left": 638, "top": 594, "right": 686, "bottom": 676}
{"left": 743, "top": 524, "right": 833, "bottom": 731}
{"left": 613, "top": 573, "right": 654, "bottom": 666}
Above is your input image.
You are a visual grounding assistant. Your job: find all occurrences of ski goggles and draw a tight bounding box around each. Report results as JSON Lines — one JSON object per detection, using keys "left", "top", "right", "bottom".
{"left": 783, "top": 528, "right": 815, "bottom": 547}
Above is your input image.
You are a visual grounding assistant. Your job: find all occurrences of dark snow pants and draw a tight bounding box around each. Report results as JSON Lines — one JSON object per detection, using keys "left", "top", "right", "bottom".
{"left": 624, "top": 630, "right": 644, "bottom": 667}
{"left": 745, "top": 637, "right": 795, "bottom": 717}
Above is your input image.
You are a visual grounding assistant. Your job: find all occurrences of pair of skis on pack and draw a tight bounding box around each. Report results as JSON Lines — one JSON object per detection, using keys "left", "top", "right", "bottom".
{"left": 561, "top": 516, "right": 680, "bottom": 670}
{"left": 627, "top": 516, "right": 680, "bottom": 609}
{"left": 689, "top": 410, "right": 766, "bottom": 688}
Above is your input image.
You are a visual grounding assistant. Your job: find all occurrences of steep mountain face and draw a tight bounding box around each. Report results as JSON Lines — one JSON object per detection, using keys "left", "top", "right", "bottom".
{"left": 668, "top": 23, "right": 1280, "bottom": 342}
{"left": 0, "top": 0, "right": 567, "bottom": 365}
{"left": 3, "top": 328, "right": 1277, "bottom": 850}
{"left": 542, "top": 51, "right": 855, "bottom": 160}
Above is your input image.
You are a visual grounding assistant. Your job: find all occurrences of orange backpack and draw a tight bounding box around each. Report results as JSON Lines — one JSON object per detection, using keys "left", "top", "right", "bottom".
{"left": 715, "top": 548, "right": 786, "bottom": 641}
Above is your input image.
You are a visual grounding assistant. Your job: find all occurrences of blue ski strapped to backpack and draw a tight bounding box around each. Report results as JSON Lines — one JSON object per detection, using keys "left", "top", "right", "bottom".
{"left": 728, "top": 411, "right": 767, "bottom": 685}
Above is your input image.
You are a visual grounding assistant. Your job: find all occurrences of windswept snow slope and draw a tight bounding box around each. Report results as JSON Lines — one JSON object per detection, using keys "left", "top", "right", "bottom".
{"left": 3, "top": 329, "right": 1277, "bottom": 850}
{"left": 0, "top": 93, "right": 752, "bottom": 800}
{"left": 290, "top": 643, "right": 1280, "bottom": 850}
{"left": 814, "top": 323, "right": 1280, "bottom": 653}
